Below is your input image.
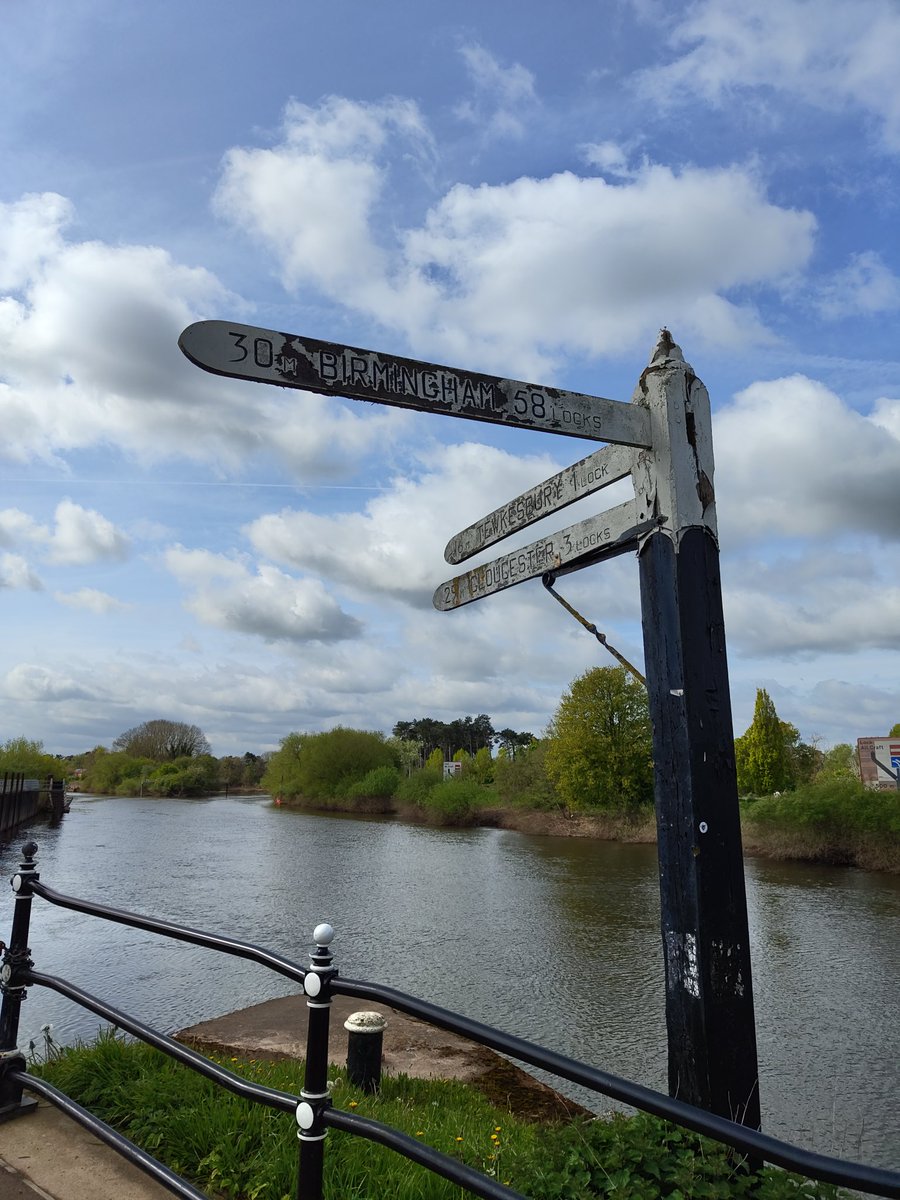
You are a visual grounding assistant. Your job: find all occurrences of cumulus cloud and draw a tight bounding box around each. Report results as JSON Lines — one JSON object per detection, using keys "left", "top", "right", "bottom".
{"left": 214, "top": 97, "right": 816, "bottom": 377}
{"left": 45, "top": 499, "right": 130, "bottom": 565}
{"left": 724, "top": 556, "right": 900, "bottom": 658}
{"left": 0, "top": 499, "right": 130, "bottom": 565}
{"left": 0, "top": 191, "right": 405, "bottom": 473}
{"left": 165, "top": 547, "right": 363, "bottom": 643}
{"left": 245, "top": 441, "right": 582, "bottom": 606}
{"left": 635, "top": 0, "right": 900, "bottom": 151}
{"left": 714, "top": 376, "right": 900, "bottom": 544}
{"left": 0, "top": 553, "right": 43, "bottom": 591}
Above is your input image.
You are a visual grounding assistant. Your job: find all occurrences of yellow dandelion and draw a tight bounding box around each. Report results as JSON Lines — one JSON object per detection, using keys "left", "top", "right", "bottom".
{"left": 416, "top": 1131, "right": 425, "bottom": 1137}
{"left": 455, "top": 1136, "right": 464, "bottom": 1142}
{"left": 348, "top": 1101, "right": 358, "bottom": 1108}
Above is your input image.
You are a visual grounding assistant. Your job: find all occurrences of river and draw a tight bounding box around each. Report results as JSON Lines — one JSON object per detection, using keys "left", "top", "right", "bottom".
{"left": 1, "top": 794, "right": 897, "bottom": 1171}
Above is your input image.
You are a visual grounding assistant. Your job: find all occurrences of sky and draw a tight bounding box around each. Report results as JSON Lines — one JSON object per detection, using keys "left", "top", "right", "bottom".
{"left": 1, "top": 0, "right": 899, "bottom": 758}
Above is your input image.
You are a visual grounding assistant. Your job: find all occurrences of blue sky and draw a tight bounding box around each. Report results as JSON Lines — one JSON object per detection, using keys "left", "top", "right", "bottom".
{"left": 2, "top": 0, "right": 899, "bottom": 757}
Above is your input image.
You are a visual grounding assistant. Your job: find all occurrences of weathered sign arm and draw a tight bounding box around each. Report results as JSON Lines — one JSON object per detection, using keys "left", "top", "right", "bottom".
{"left": 433, "top": 500, "right": 654, "bottom": 610}
{"left": 445, "top": 442, "right": 636, "bottom": 564}
{"left": 179, "top": 321, "right": 652, "bottom": 447}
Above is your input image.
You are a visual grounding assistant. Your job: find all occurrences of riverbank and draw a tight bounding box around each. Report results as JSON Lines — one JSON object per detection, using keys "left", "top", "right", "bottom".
{"left": 271, "top": 794, "right": 900, "bottom": 874}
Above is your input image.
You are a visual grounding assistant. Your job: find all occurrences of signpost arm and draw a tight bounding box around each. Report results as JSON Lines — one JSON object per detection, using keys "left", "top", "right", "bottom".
{"left": 635, "top": 333, "right": 761, "bottom": 1130}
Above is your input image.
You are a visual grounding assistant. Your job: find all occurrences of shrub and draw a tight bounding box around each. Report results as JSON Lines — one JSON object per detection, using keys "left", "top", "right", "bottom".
{"left": 420, "top": 778, "right": 485, "bottom": 824}
{"left": 394, "top": 766, "right": 442, "bottom": 805}
{"left": 345, "top": 765, "right": 401, "bottom": 800}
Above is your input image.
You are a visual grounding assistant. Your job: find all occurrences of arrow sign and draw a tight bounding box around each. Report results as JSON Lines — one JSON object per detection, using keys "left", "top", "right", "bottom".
{"left": 434, "top": 500, "right": 653, "bottom": 610}
{"left": 445, "top": 442, "right": 636, "bottom": 565}
{"left": 179, "top": 320, "right": 652, "bottom": 447}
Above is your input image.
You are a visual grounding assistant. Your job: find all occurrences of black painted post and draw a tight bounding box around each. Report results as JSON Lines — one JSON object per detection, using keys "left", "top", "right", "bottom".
{"left": 0, "top": 841, "right": 39, "bottom": 1122}
{"left": 345, "top": 1011, "right": 386, "bottom": 1092}
{"left": 634, "top": 334, "right": 761, "bottom": 1130}
{"left": 296, "top": 923, "right": 335, "bottom": 1200}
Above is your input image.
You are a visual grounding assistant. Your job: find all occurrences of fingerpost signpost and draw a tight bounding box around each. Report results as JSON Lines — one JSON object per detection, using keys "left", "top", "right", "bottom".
{"left": 179, "top": 319, "right": 761, "bottom": 1130}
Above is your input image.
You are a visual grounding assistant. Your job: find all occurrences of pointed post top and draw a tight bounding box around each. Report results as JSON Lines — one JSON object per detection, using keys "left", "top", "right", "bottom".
{"left": 649, "top": 328, "right": 685, "bottom": 367}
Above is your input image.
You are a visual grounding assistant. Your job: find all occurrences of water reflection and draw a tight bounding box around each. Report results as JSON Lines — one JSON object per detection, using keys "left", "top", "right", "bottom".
{"left": 1, "top": 796, "right": 897, "bottom": 1170}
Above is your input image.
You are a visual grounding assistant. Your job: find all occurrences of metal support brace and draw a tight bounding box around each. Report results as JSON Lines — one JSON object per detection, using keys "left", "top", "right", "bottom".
{"left": 542, "top": 572, "right": 646, "bottom": 685}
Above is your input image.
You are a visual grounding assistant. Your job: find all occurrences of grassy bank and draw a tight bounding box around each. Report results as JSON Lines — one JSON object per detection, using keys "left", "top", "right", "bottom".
{"left": 273, "top": 780, "right": 900, "bottom": 874}
{"left": 35, "top": 1034, "right": 842, "bottom": 1199}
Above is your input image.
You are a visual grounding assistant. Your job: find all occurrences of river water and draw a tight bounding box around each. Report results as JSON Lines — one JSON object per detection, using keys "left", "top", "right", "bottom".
{"left": 1, "top": 794, "right": 897, "bottom": 1171}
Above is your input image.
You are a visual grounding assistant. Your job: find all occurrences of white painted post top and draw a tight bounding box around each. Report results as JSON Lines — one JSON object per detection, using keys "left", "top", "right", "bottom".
{"left": 344, "top": 1011, "right": 388, "bottom": 1033}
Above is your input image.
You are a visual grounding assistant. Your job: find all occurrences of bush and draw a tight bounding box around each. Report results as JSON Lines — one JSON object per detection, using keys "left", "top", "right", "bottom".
{"left": 345, "top": 765, "right": 400, "bottom": 800}
{"left": 420, "top": 778, "right": 485, "bottom": 824}
{"left": 493, "top": 740, "right": 561, "bottom": 810}
{"left": 394, "top": 766, "right": 442, "bottom": 805}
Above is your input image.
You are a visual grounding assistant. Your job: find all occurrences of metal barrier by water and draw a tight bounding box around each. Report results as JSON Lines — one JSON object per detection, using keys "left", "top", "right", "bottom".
{"left": 1, "top": 841, "right": 898, "bottom": 1200}
{"left": 0, "top": 775, "right": 40, "bottom": 841}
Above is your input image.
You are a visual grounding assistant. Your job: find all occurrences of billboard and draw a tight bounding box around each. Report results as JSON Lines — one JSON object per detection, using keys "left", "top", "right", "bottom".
{"left": 857, "top": 738, "right": 900, "bottom": 789}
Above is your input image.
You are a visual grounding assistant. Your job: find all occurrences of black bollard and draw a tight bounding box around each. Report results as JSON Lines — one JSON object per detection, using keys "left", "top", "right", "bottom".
{"left": 344, "top": 1011, "right": 386, "bottom": 1093}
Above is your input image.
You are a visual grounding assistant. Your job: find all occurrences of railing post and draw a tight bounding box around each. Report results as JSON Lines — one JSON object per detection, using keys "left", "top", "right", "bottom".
{"left": 0, "top": 841, "right": 39, "bottom": 1122}
{"left": 296, "top": 923, "right": 335, "bottom": 1200}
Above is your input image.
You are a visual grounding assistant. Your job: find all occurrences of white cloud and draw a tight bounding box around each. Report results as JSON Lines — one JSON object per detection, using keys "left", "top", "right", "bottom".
{"left": 714, "top": 375, "right": 900, "bottom": 544}
{"left": 0, "top": 500, "right": 129, "bottom": 565}
{"left": 45, "top": 499, "right": 130, "bottom": 565}
{"left": 636, "top": 0, "right": 900, "bottom": 151}
{"left": 214, "top": 97, "right": 816, "bottom": 377}
{"left": 4, "top": 663, "right": 93, "bottom": 702}
{"left": 0, "top": 553, "right": 43, "bottom": 591}
{"left": 165, "top": 547, "right": 363, "bottom": 643}
{"left": 0, "top": 191, "right": 406, "bottom": 474}
{"left": 0, "top": 508, "right": 45, "bottom": 546}
{"left": 815, "top": 251, "right": 900, "bottom": 319}
{"left": 54, "top": 587, "right": 130, "bottom": 614}
{"left": 455, "top": 44, "right": 538, "bottom": 141}
{"left": 245, "top": 441, "right": 578, "bottom": 607}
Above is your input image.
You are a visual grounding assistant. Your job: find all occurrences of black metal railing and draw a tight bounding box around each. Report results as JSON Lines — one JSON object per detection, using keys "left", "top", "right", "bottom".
{"left": 1, "top": 841, "right": 898, "bottom": 1200}
{"left": 0, "top": 774, "right": 39, "bottom": 841}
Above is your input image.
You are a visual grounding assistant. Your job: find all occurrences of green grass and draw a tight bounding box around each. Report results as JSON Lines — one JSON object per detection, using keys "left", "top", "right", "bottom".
{"left": 33, "top": 1034, "right": 844, "bottom": 1199}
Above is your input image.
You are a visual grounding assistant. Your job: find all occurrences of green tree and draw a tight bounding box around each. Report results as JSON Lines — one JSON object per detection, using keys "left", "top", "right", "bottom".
{"left": 734, "top": 689, "right": 795, "bottom": 795}
{"left": 113, "top": 719, "right": 210, "bottom": 761}
{"left": 815, "top": 742, "right": 859, "bottom": 782}
{"left": 494, "top": 739, "right": 560, "bottom": 809}
{"left": 262, "top": 728, "right": 396, "bottom": 801}
{"left": 889, "top": 723, "right": 900, "bottom": 738}
{"left": 0, "top": 737, "right": 63, "bottom": 780}
{"left": 544, "top": 666, "right": 653, "bottom": 812}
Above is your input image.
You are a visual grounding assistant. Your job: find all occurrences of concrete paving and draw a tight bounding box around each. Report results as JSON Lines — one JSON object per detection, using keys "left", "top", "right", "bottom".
{"left": 0, "top": 1101, "right": 171, "bottom": 1200}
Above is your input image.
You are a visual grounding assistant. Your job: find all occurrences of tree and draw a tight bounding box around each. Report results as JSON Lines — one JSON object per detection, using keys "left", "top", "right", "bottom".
{"left": 113, "top": 720, "right": 210, "bottom": 761}
{"left": 890, "top": 723, "right": 900, "bottom": 738}
{"left": 262, "top": 728, "right": 396, "bottom": 801}
{"left": 494, "top": 728, "right": 535, "bottom": 760}
{"left": 393, "top": 714, "right": 496, "bottom": 759}
{"left": 544, "top": 666, "right": 653, "bottom": 812}
{"left": 816, "top": 743, "right": 859, "bottom": 782}
{"left": 734, "top": 689, "right": 795, "bottom": 795}
{"left": 0, "top": 737, "right": 63, "bottom": 780}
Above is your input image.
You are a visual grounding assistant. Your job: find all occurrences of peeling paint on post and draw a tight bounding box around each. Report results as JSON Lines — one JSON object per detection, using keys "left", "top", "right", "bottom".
{"left": 636, "top": 333, "right": 761, "bottom": 1129}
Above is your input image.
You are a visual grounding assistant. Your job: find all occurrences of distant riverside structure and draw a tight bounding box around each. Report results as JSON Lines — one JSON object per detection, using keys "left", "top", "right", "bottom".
{"left": 857, "top": 737, "right": 900, "bottom": 789}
